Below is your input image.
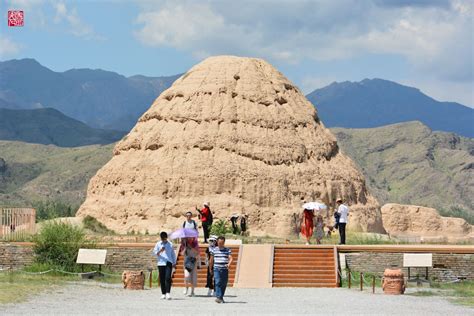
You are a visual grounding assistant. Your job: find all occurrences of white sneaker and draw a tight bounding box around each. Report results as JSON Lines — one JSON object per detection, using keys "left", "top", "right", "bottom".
{"left": 183, "top": 288, "right": 188, "bottom": 295}
{"left": 160, "top": 294, "right": 166, "bottom": 300}
{"left": 166, "top": 293, "right": 171, "bottom": 300}
{"left": 207, "top": 289, "right": 213, "bottom": 297}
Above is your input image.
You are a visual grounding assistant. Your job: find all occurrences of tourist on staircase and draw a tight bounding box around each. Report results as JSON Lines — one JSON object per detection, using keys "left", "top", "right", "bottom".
{"left": 300, "top": 208, "right": 315, "bottom": 245}
{"left": 336, "top": 199, "right": 349, "bottom": 244}
{"left": 183, "top": 211, "right": 198, "bottom": 231}
{"left": 210, "top": 236, "right": 233, "bottom": 303}
{"left": 153, "top": 232, "right": 176, "bottom": 300}
{"left": 180, "top": 237, "right": 200, "bottom": 297}
{"left": 196, "top": 202, "right": 213, "bottom": 243}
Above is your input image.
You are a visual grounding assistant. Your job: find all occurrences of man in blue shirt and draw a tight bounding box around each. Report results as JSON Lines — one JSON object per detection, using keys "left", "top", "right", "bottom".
{"left": 153, "top": 231, "right": 177, "bottom": 300}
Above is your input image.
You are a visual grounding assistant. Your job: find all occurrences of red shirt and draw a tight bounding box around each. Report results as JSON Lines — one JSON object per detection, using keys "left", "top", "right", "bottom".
{"left": 200, "top": 207, "right": 210, "bottom": 222}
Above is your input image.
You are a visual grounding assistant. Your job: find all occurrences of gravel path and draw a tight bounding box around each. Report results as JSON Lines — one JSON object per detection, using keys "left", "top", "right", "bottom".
{"left": 1, "top": 283, "right": 472, "bottom": 316}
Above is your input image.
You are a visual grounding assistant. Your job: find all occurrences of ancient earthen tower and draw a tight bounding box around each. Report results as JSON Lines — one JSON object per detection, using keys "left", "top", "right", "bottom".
{"left": 77, "top": 56, "right": 385, "bottom": 235}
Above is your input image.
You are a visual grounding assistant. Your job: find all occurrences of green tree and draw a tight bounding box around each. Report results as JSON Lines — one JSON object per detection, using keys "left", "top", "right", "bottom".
{"left": 33, "top": 221, "right": 92, "bottom": 271}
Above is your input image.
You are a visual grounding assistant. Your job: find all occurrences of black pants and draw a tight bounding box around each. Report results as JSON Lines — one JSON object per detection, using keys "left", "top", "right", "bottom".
{"left": 158, "top": 262, "right": 173, "bottom": 294}
{"left": 206, "top": 265, "right": 214, "bottom": 289}
{"left": 202, "top": 222, "right": 211, "bottom": 242}
{"left": 339, "top": 223, "right": 346, "bottom": 244}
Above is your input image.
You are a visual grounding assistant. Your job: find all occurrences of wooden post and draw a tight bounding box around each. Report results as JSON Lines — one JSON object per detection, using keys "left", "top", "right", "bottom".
{"left": 149, "top": 271, "right": 152, "bottom": 288}
{"left": 372, "top": 275, "right": 376, "bottom": 294}
{"left": 360, "top": 273, "right": 363, "bottom": 291}
{"left": 348, "top": 271, "right": 351, "bottom": 289}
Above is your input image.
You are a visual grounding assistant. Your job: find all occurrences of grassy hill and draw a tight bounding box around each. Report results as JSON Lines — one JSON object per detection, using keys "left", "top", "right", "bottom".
{"left": 0, "top": 108, "right": 125, "bottom": 147}
{"left": 331, "top": 121, "right": 474, "bottom": 222}
{"left": 0, "top": 141, "right": 113, "bottom": 208}
{"left": 1, "top": 121, "right": 472, "bottom": 223}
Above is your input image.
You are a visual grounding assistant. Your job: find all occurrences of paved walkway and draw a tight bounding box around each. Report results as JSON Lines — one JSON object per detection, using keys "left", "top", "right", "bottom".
{"left": 1, "top": 283, "right": 472, "bottom": 315}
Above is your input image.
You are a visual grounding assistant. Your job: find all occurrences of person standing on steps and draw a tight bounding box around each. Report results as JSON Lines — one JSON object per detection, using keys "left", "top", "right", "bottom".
{"left": 196, "top": 202, "right": 213, "bottom": 243}
{"left": 210, "top": 236, "right": 233, "bottom": 304}
{"left": 336, "top": 199, "right": 349, "bottom": 245}
{"left": 183, "top": 211, "right": 198, "bottom": 231}
{"left": 153, "top": 231, "right": 176, "bottom": 300}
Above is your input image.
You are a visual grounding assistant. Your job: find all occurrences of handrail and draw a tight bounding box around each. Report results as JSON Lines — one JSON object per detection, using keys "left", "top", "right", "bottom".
{"left": 5, "top": 242, "right": 473, "bottom": 254}
{"left": 233, "top": 244, "right": 243, "bottom": 287}
{"left": 269, "top": 244, "right": 275, "bottom": 284}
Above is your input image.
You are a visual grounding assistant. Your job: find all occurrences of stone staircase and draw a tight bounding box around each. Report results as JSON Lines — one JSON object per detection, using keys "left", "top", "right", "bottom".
{"left": 272, "top": 246, "right": 338, "bottom": 287}
{"left": 172, "top": 245, "right": 240, "bottom": 287}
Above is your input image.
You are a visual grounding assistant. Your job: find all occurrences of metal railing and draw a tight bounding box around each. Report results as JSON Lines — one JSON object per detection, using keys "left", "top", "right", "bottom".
{"left": 1, "top": 208, "right": 36, "bottom": 241}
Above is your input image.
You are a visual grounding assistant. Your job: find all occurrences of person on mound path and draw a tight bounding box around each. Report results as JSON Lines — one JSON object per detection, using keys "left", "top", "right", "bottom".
{"left": 196, "top": 202, "right": 213, "bottom": 243}
{"left": 209, "top": 236, "right": 233, "bottom": 304}
{"left": 336, "top": 199, "right": 349, "bottom": 245}
{"left": 153, "top": 231, "right": 176, "bottom": 300}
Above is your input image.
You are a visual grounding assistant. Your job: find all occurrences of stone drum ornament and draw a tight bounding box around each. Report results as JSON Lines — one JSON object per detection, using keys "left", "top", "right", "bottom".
{"left": 382, "top": 268, "right": 405, "bottom": 295}
{"left": 122, "top": 270, "right": 145, "bottom": 290}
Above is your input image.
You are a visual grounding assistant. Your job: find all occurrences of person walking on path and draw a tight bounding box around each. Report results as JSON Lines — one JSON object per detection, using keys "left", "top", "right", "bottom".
{"left": 209, "top": 236, "right": 233, "bottom": 303}
{"left": 205, "top": 235, "right": 218, "bottom": 296}
{"left": 183, "top": 211, "right": 198, "bottom": 231}
{"left": 179, "top": 237, "right": 200, "bottom": 297}
{"left": 300, "top": 208, "right": 315, "bottom": 245}
{"left": 153, "top": 232, "right": 176, "bottom": 300}
{"left": 314, "top": 214, "right": 325, "bottom": 244}
{"left": 336, "top": 199, "right": 349, "bottom": 244}
{"left": 196, "top": 202, "right": 213, "bottom": 243}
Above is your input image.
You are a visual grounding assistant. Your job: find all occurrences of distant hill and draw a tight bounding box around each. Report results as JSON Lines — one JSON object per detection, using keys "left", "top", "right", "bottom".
{"left": 1, "top": 122, "right": 472, "bottom": 224}
{"left": 0, "top": 108, "right": 125, "bottom": 147}
{"left": 0, "top": 58, "right": 180, "bottom": 131}
{"left": 331, "top": 121, "right": 474, "bottom": 222}
{"left": 0, "top": 141, "right": 114, "bottom": 208}
{"left": 308, "top": 79, "right": 474, "bottom": 138}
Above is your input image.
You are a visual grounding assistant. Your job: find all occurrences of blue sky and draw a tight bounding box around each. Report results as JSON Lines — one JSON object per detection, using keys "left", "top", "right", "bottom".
{"left": 1, "top": 0, "right": 473, "bottom": 106}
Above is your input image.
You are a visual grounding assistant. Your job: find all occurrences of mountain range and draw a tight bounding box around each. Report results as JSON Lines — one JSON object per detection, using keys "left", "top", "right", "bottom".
{"left": 307, "top": 79, "right": 474, "bottom": 138}
{"left": 0, "top": 58, "right": 180, "bottom": 131}
{"left": 1, "top": 59, "right": 473, "bottom": 138}
{"left": 0, "top": 108, "right": 125, "bottom": 147}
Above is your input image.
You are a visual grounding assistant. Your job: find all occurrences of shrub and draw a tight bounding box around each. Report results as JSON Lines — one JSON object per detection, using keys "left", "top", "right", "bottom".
{"left": 82, "top": 215, "right": 115, "bottom": 235}
{"left": 438, "top": 206, "right": 474, "bottom": 225}
{"left": 33, "top": 221, "right": 92, "bottom": 271}
{"left": 34, "top": 200, "right": 78, "bottom": 221}
{"left": 210, "top": 218, "right": 230, "bottom": 236}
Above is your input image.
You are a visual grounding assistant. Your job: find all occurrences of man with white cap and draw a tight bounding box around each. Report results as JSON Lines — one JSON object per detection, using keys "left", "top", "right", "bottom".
{"left": 196, "top": 202, "right": 213, "bottom": 243}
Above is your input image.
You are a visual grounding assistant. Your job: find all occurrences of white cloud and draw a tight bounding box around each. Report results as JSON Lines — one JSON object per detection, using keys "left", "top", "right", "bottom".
{"left": 134, "top": 0, "right": 473, "bottom": 83}
{"left": 0, "top": 37, "right": 21, "bottom": 59}
{"left": 53, "top": 1, "right": 104, "bottom": 40}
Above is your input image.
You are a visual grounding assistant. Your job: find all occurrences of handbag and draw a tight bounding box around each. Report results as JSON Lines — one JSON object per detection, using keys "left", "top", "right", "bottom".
{"left": 185, "top": 256, "right": 196, "bottom": 272}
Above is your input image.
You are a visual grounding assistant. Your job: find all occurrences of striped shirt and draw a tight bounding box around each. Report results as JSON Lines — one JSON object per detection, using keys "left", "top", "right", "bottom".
{"left": 210, "top": 247, "right": 231, "bottom": 269}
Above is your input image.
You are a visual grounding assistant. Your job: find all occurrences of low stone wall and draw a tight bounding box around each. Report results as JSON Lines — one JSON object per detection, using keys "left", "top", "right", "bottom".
{"left": 0, "top": 243, "right": 34, "bottom": 270}
{"left": 105, "top": 247, "right": 157, "bottom": 272}
{"left": 0, "top": 243, "right": 159, "bottom": 272}
{"left": 345, "top": 252, "right": 474, "bottom": 282}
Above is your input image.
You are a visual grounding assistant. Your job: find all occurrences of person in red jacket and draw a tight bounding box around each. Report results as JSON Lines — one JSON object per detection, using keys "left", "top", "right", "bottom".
{"left": 196, "top": 202, "right": 212, "bottom": 243}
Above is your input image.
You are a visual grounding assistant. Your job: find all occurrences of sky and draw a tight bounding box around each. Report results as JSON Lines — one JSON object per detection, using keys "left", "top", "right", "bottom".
{"left": 1, "top": 0, "right": 473, "bottom": 106}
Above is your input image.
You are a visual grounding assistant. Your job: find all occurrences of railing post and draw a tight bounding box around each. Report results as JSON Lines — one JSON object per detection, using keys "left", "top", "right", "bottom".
{"left": 348, "top": 270, "right": 351, "bottom": 289}
{"left": 372, "top": 275, "right": 375, "bottom": 293}
{"left": 360, "top": 272, "right": 363, "bottom": 291}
